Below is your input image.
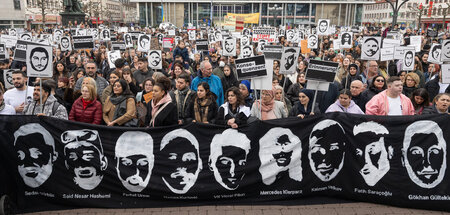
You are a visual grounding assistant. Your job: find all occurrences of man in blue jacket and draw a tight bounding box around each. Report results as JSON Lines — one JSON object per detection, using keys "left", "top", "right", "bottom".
{"left": 191, "top": 61, "right": 224, "bottom": 105}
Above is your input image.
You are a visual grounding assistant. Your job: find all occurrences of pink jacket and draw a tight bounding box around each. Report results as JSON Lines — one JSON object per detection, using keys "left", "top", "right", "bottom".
{"left": 365, "top": 90, "right": 415, "bottom": 116}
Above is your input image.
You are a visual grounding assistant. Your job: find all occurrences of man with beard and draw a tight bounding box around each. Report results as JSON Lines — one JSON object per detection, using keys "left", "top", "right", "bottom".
{"left": 160, "top": 129, "right": 202, "bottom": 194}
{"left": 223, "top": 37, "right": 235, "bottom": 55}
{"left": 286, "top": 30, "right": 295, "bottom": 42}
{"left": 23, "top": 81, "right": 68, "bottom": 119}
{"left": 353, "top": 121, "right": 393, "bottom": 186}
{"left": 308, "top": 35, "right": 318, "bottom": 49}
{"left": 404, "top": 50, "right": 414, "bottom": 69}
{"left": 402, "top": 120, "right": 446, "bottom": 189}
{"left": 241, "top": 46, "right": 253, "bottom": 58}
{"left": 282, "top": 48, "right": 297, "bottom": 71}
{"left": 362, "top": 37, "right": 380, "bottom": 58}
{"left": 60, "top": 37, "right": 71, "bottom": 50}
{"left": 115, "top": 131, "right": 154, "bottom": 193}
{"left": 259, "top": 127, "right": 302, "bottom": 185}
{"left": 3, "top": 71, "right": 34, "bottom": 114}
{"left": 29, "top": 47, "right": 49, "bottom": 72}
{"left": 14, "top": 123, "right": 57, "bottom": 188}
{"left": 148, "top": 51, "right": 161, "bottom": 69}
{"left": 74, "top": 61, "right": 109, "bottom": 97}
{"left": 209, "top": 129, "right": 250, "bottom": 190}
{"left": 318, "top": 20, "right": 328, "bottom": 34}
{"left": 61, "top": 129, "right": 108, "bottom": 190}
{"left": 309, "top": 119, "right": 346, "bottom": 182}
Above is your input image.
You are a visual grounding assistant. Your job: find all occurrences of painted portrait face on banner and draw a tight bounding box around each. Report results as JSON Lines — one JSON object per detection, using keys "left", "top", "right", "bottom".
{"left": 318, "top": 20, "right": 329, "bottom": 34}
{"left": 402, "top": 120, "right": 446, "bottom": 189}
{"left": 353, "top": 121, "right": 393, "bottom": 186}
{"left": 309, "top": 119, "right": 346, "bottom": 182}
{"left": 14, "top": 123, "right": 57, "bottom": 188}
{"left": 363, "top": 38, "right": 380, "bottom": 57}
{"left": 242, "top": 28, "right": 250, "bottom": 36}
{"left": 259, "top": 127, "right": 302, "bottom": 185}
{"left": 209, "top": 129, "right": 250, "bottom": 190}
{"left": 115, "top": 131, "right": 154, "bottom": 193}
{"left": 208, "top": 34, "right": 216, "bottom": 43}
{"left": 29, "top": 47, "right": 49, "bottom": 72}
{"left": 160, "top": 129, "right": 202, "bottom": 194}
{"left": 61, "top": 130, "right": 108, "bottom": 190}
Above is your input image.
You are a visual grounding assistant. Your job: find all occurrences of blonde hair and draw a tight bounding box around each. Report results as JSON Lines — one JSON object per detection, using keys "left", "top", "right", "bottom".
{"left": 82, "top": 77, "right": 98, "bottom": 93}
{"left": 404, "top": 72, "right": 420, "bottom": 88}
{"left": 81, "top": 84, "right": 97, "bottom": 101}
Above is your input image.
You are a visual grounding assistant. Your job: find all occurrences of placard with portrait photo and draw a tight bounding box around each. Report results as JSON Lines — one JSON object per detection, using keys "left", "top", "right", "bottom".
{"left": 26, "top": 44, "right": 53, "bottom": 78}
{"left": 148, "top": 50, "right": 162, "bottom": 69}
{"left": 361, "top": 37, "right": 381, "bottom": 60}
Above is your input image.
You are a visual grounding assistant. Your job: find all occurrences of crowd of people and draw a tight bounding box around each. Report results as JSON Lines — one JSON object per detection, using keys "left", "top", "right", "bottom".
{"left": 0, "top": 22, "right": 449, "bottom": 129}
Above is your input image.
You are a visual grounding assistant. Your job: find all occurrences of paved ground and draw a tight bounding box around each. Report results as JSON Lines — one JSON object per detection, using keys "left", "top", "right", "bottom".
{"left": 20, "top": 202, "right": 450, "bottom": 215}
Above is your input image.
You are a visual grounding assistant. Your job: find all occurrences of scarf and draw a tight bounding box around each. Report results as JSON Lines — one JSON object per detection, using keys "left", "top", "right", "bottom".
{"left": 175, "top": 88, "right": 190, "bottom": 118}
{"left": 82, "top": 98, "right": 93, "bottom": 110}
{"left": 0, "top": 101, "right": 4, "bottom": 111}
{"left": 151, "top": 93, "right": 172, "bottom": 120}
{"left": 194, "top": 95, "right": 213, "bottom": 123}
{"left": 110, "top": 94, "right": 129, "bottom": 121}
{"left": 257, "top": 89, "right": 276, "bottom": 120}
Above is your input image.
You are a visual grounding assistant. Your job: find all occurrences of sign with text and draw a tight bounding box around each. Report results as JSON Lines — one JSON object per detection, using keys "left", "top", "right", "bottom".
{"left": 306, "top": 59, "right": 339, "bottom": 82}
{"left": 235, "top": 55, "right": 267, "bottom": 80}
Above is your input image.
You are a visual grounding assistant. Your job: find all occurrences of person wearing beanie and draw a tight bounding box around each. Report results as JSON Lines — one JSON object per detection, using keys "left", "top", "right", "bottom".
{"left": 289, "top": 88, "right": 321, "bottom": 119}
{"left": 340, "top": 63, "right": 362, "bottom": 90}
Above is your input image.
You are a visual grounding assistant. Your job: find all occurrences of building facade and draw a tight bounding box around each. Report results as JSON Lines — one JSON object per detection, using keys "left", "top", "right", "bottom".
{"left": 361, "top": 0, "right": 421, "bottom": 28}
{"left": 0, "top": 0, "right": 26, "bottom": 29}
{"left": 130, "top": 0, "right": 371, "bottom": 28}
{"left": 421, "top": 0, "right": 450, "bottom": 30}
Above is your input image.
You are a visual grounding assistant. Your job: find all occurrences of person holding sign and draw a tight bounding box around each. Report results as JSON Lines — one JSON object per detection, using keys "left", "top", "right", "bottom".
{"left": 23, "top": 81, "right": 68, "bottom": 119}
{"left": 366, "top": 76, "right": 415, "bottom": 116}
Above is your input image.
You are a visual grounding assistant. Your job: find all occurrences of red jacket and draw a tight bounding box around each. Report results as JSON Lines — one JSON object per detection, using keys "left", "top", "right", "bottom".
{"left": 69, "top": 97, "right": 103, "bottom": 124}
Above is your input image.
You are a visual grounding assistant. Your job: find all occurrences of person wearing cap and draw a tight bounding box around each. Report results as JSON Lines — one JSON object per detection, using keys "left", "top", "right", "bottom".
{"left": 289, "top": 89, "right": 320, "bottom": 119}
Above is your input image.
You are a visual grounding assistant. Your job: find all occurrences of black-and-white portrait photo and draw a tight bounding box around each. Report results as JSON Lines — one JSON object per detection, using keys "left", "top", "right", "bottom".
{"left": 209, "top": 129, "right": 250, "bottom": 190}
{"left": 280, "top": 47, "right": 299, "bottom": 74}
{"left": 3, "top": 69, "right": 15, "bottom": 89}
{"left": 340, "top": 32, "right": 353, "bottom": 49}
{"left": 53, "top": 29, "right": 63, "bottom": 44}
{"left": 223, "top": 37, "right": 236, "bottom": 57}
{"left": 115, "top": 131, "right": 154, "bottom": 193}
{"left": 241, "top": 45, "right": 253, "bottom": 58}
{"left": 90, "top": 28, "right": 99, "bottom": 39}
{"left": 402, "top": 120, "right": 446, "bottom": 189}
{"left": 242, "top": 28, "right": 251, "bottom": 36}
{"left": 208, "top": 33, "right": 216, "bottom": 43}
{"left": 20, "top": 33, "right": 32, "bottom": 41}
{"left": 61, "top": 129, "right": 108, "bottom": 190}
{"left": 317, "top": 19, "right": 330, "bottom": 36}
{"left": 14, "top": 123, "right": 57, "bottom": 188}
{"left": 309, "top": 119, "right": 346, "bottom": 182}
{"left": 257, "top": 39, "right": 267, "bottom": 52}
{"left": 214, "top": 30, "right": 222, "bottom": 41}
{"left": 101, "top": 29, "right": 111, "bottom": 41}
{"left": 60, "top": 36, "right": 72, "bottom": 51}
{"left": 124, "top": 33, "right": 133, "bottom": 48}
{"left": 107, "top": 50, "right": 121, "bottom": 69}
{"left": 157, "top": 33, "right": 164, "bottom": 44}
{"left": 286, "top": 29, "right": 295, "bottom": 42}
{"left": 259, "top": 127, "right": 302, "bottom": 185}
{"left": 240, "top": 35, "right": 250, "bottom": 46}
{"left": 353, "top": 121, "right": 392, "bottom": 186}
{"left": 27, "top": 45, "right": 52, "bottom": 77}
{"left": 160, "top": 129, "right": 202, "bottom": 194}
{"left": 428, "top": 43, "right": 442, "bottom": 64}
{"left": 148, "top": 50, "right": 162, "bottom": 69}
{"left": 402, "top": 50, "right": 415, "bottom": 71}
{"left": 361, "top": 37, "right": 381, "bottom": 60}
{"left": 440, "top": 40, "right": 450, "bottom": 62}
{"left": 188, "top": 30, "right": 196, "bottom": 41}
{"left": 137, "top": 34, "right": 151, "bottom": 52}
{"left": 76, "top": 28, "right": 87, "bottom": 36}
{"left": 307, "top": 34, "right": 318, "bottom": 49}
{"left": 9, "top": 28, "right": 17, "bottom": 36}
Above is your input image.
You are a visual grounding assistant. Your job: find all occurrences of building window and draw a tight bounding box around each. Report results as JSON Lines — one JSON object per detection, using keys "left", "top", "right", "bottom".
{"left": 13, "top": 0, "right": 21, "bottom": 10}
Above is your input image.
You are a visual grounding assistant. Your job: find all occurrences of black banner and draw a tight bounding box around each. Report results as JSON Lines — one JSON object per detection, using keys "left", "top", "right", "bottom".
{"left": 72, "top": 36, "right": 94, "bottom": 50}
{"left": 306, "top": 59, "right": 339, "bottom": 83}
{"left": 1, "top": 114, "right": 450, "bottom": 213}
{"left": 196, "top": 39, "right": 209, "bottom": 51}
{"left": 235, "top": 55, "right": 267, "bottom": 80}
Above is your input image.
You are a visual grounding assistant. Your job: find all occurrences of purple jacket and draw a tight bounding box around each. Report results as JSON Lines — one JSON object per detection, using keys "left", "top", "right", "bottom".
{"left": 325, "top": 100, "right": 365, "bottom": 114}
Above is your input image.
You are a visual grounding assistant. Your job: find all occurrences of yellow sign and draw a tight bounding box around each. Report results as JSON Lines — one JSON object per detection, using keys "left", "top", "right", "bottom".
{"left": 226, "top": 13, "right": 260, "bottom": 24}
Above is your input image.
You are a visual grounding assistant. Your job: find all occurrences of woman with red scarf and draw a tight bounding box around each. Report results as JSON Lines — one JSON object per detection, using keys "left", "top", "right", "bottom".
{"left": 69, "top": 84, "right": 102, "bottom": 124}
{"left": 251, "top": 87, "right": 288, "bottom": 120}
{"left": 145, "top": 76, "right": 178, "bottom": 127}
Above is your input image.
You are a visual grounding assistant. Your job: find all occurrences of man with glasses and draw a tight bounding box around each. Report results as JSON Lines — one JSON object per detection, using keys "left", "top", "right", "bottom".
{"left": 361, "top": 61, "right": 380, "bottom": 85}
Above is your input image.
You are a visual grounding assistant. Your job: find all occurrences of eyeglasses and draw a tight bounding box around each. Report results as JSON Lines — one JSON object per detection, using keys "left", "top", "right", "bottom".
{"left": 406, "top": 79, "right": 414, "bottom": 82}
{"left": 375, "top": 79, "right": 384, "bottom": 83}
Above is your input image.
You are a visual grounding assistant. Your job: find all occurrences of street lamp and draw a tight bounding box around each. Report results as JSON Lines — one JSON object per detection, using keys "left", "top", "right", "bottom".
{"left": 386, "top": 0, "right": 410, "bottom": 26}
